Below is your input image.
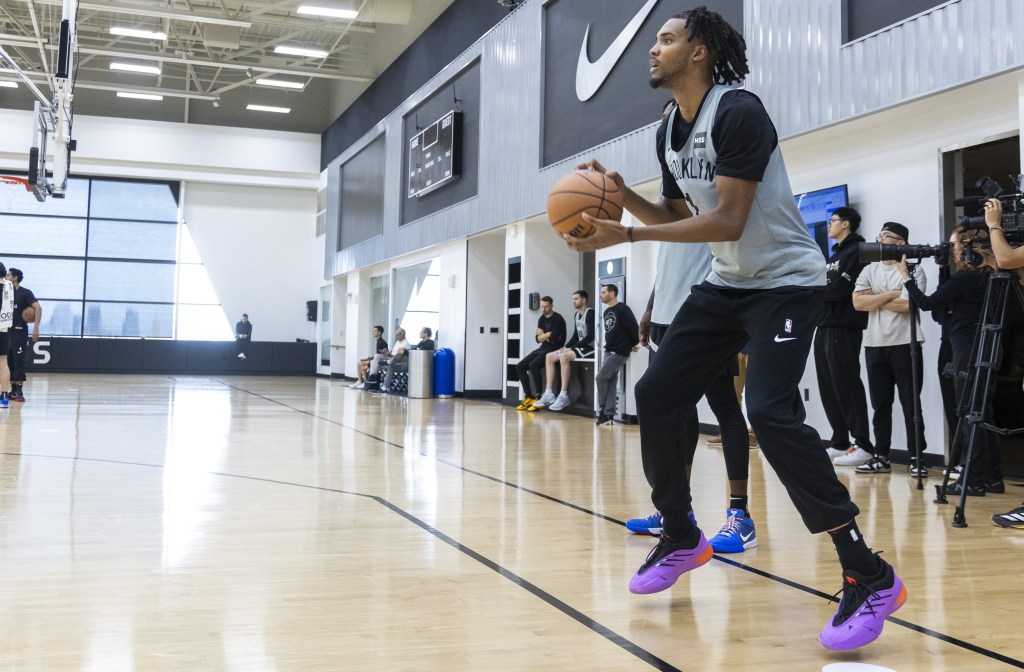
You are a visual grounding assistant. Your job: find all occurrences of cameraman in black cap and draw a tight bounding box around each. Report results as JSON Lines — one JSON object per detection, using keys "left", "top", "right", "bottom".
{"left": 851, "top": 222, "right": 927, "bottom": 474}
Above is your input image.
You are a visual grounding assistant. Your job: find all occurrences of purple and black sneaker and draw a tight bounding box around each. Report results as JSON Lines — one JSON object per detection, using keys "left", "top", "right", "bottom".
{"left": 820, "top": 558, "right": 907, "bottom": 650}
{"left": 628, "top": 531, "right": 713, "bottom": 594}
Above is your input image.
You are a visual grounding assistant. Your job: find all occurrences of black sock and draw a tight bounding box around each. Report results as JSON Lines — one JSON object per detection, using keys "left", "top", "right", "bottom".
{"left": 828, "top": 520, "right": 883, "bottom": 578}
{"left": 663, "top": 514, "right": 700, "bottom": 548}
{"left": 729, "top": 495, "right": 749, "bottom": 517}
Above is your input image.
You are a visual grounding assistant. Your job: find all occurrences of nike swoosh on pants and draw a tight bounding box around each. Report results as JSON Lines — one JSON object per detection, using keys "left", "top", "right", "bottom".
{"left": 575, "top": 0, "right": 659, "bottom": 102}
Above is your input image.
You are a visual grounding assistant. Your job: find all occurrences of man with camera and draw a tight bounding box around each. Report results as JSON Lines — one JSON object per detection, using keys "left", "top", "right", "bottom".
{"left": 815, "top": 208, "right": 875, "bottom": 468}
{"left": 983, "top": 197, "right": 1024, "bottom": 528}
{"left": 852, "top": 222, "right": 927, "bottom": 475}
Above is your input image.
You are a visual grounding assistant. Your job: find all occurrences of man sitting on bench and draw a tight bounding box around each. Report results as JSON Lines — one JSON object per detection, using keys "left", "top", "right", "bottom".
{"left": 382, "top": 327, "right": 436, "bottom": 393}
{"left": 530, "top": 289, "right": 595, "bottom": 412}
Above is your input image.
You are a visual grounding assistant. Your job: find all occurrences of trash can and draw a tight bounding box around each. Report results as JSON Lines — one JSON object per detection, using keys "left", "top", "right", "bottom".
{"left": 433, "top": 348, "right": 455, "bottom": 398}
{"left": 407, "top": 349, "right": 433, "bottom": 398}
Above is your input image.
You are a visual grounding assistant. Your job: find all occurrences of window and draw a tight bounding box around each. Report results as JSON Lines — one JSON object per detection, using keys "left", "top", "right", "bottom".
{"left": 0, "top": 176, "right": 229, "bottom": 339}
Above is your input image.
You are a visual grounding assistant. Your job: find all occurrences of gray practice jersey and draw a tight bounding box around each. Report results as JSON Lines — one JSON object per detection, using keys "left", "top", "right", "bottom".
{"left": 662, "top": 85, "right": 824, "bottom": 289}
{"left": 651, "top": 242, "right": 712, "bottom": 325}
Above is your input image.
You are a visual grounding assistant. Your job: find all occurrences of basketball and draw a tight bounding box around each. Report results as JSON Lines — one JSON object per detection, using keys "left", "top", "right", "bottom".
{"left": 21, "top": 306, "right": 35, "bottom": 323}
{"left": 547, "top": 170, "right": 624, "bottom": 239}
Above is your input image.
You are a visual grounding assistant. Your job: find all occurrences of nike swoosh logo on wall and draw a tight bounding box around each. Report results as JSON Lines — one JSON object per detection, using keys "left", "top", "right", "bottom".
{"left": 575, "top": 0, "right": 659, "bottom": 102}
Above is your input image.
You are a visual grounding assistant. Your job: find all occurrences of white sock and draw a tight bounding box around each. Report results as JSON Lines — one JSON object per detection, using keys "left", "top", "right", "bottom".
{"left": 557, "top": 391, "right": 568, "bottom": 399}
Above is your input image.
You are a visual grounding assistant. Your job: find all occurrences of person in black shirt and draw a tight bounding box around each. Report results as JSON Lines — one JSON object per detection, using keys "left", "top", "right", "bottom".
{"left": 530, "top": 290, "right": 595, "bottom": 412}
{"left": 235, "top": 313, "right": 252, "bottom": 360}
{"left": 515, "top": 296, "right": 566, "bottom": 409}
{"left": 898, "top": 228, "right": 1010, "bottom": 493}
{"left": 7, "top": 268, "right": 41, "bottom": 403}
{"left": 813, "top": 208, "right": 875, "bottom": 466}
{"left": 353, "top": 325, "right": 388, "bottom": 389}
{"left": 595, "top": 284, "right": 639, "bottom": 424}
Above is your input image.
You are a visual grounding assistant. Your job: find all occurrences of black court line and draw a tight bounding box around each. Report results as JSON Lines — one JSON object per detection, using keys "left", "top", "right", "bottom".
{"left": 206, "top": 379, "right": 1024, "bottom": 668}
{"left": 0, "top": 450, "right": 680, "bottom": 672}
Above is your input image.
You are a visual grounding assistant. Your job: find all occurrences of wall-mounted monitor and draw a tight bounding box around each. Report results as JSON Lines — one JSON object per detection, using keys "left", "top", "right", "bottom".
{"left": 408, "top": 110, "right": 462, "bottom": 198}
{"left": 794, "top": 184, "right": 849, "bottom": 256}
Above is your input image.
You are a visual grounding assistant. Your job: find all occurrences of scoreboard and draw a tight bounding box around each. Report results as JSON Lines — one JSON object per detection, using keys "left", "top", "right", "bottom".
{"left": 408, "top": 110, "right": 462, "bottom": 198}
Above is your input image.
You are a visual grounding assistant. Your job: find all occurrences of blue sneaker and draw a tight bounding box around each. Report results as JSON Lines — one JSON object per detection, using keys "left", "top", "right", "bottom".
{"left": 708, "top": 508, "right": 757, "bottom": 553}
{"left": 625, "top": 510, "right": 697, "bottom": 535}
{"left": 0, "top": 394, "right": 8, "bottom": 409}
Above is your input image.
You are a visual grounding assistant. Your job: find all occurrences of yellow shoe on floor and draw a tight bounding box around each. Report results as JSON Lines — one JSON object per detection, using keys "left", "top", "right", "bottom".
{"left": 516, "top": 397, "right": 536, "bottom": 411}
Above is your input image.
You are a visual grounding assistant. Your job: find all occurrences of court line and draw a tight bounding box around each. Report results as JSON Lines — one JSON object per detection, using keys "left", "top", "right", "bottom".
{"left": 204, "top": 379, "right": 1024, "bottom": 669}
{"left": 0, "top": 450, "right": 681, "bottom": 672}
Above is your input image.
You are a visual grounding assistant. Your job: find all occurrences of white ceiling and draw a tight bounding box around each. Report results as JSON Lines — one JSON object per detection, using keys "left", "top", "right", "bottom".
{"left": 0, "top": 0, "right": 457, "bottom": 132}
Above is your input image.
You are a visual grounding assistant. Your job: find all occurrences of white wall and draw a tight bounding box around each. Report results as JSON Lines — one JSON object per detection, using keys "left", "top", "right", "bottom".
{"left": 183, "top": 183, "right": 322, "bottom": 342}
{"left": 465, "top": 231, "right": 506, "bottom": 391}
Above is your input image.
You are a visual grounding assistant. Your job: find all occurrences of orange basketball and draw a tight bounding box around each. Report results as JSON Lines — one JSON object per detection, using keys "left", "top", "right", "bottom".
{"left": 21, "top": 306, "right": 35, "bottom": 323}
{"left": 547, "top": 170, "right": 624, "bottom": 238}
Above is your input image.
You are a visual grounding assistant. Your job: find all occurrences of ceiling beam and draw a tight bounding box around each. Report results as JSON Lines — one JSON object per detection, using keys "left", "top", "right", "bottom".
{"left": 10, "top": 42, "right": 375, "bottom": 82}
{"left": 15, "top": 0, "right": 252, "bottom": 27}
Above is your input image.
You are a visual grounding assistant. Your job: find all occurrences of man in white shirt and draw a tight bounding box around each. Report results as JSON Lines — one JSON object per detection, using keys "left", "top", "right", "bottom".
{"left": 848, "top": 222, "right": 927, "bottom": 474}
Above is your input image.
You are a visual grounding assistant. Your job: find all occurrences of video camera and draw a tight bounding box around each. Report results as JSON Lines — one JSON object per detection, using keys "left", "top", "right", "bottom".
{"left": 859, "top": 175, "right": 1024, "bottom": 265}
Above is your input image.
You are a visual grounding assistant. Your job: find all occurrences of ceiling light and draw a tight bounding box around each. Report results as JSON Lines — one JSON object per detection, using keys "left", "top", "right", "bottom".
{"left": 296, "top": 5, "right": 359, "bottom": 19}
{"left": 117, "top": 91, "right": 163, "bottom": 101}
{"left": 256, "top": 78, "right": 304, "bottom": 89}
{"left": 274, "top": 45, "right": 329, "bottom": 59}
{"left": 0, "top": 81, "right": 18, "bottom": 88}
{"left": 247, "top": 104, "right": 290, "bottom": 114}
{"left": 110, "top": 27, "right": 167, "bottom": 40}
{"left": 110, "top": 62, "right": 161, "bottom": 75}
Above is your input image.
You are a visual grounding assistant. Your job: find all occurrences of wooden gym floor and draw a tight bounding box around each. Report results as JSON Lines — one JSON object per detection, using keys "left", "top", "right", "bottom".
{"left": 1, "top": 374, "right": 1022, "bottom": 671}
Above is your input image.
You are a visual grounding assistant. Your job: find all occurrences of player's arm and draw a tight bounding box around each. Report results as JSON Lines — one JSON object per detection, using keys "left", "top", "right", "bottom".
{"left": 568, "top": 175, "right": 756, "bottom": 250}
{"left": 577, "top": 159, "right": 692, "bottom": 226}
{"left": 31, "top": 301, "right": 41, "bottom": 342}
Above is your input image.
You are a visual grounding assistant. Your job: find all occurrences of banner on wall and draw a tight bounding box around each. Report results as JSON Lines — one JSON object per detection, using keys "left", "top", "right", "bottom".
{"left": 541, "top": 0, "right": 742, "bottom": 166}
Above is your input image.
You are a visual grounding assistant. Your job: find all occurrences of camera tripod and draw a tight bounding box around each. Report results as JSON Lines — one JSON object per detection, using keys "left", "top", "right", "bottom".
{"left": 934, "top": 270, "right": 1024, "bottom": 527}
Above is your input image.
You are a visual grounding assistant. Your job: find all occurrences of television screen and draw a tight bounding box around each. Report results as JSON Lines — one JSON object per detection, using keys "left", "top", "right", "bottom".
{"left": 794, "top": 184, "right": 849, "bottom": 257}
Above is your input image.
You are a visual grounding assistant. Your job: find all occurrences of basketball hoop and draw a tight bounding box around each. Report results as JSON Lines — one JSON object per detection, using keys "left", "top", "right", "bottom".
{"left": 0, "top": 176, "right": 30, "bottom": 212}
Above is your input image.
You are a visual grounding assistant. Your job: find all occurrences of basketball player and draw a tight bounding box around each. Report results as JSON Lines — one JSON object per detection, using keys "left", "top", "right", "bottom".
{"left": 529, "top": 289, "right": 594, "bottom": 412}
{"left": 566, "top": 7, "right": 905, "bottom": 650}
{"left": 7, "top": 268, "right": 40, "bottom": 402}
{"left": 0, "top": 262, "right": 13, "bottom": 409}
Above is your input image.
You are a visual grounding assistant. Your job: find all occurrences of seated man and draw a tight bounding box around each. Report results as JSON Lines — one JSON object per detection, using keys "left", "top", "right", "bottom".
{"left": 515, "top": 296, "right": 567, "bottom": 410}
{"left": 530, "top": 289, "right": 594, "bottom": 411}
{"left": 382, "top": 327, "right": 436, "bottom": 392}
{"left": 370, "top": 328, "right": 411, "bottom": 388}
{"left": 352, "top": 325, "right": 388, "bottom": 389}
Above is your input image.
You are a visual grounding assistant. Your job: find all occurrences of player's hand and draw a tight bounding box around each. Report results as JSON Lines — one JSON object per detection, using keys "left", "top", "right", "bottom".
{"left": 575, "top": 159, "right": 626, "bottom": 193}
{"left": 638, "top": 310, "right": 652, "bottom": 349}
{"left": 564, "top": 213, "right": 628, "bottom": 252}
{"left": 984, "top": 198, "right": 1003, "bottom": 228}
{"left": 31, "top": 331, "right": 38, "bottom": 343}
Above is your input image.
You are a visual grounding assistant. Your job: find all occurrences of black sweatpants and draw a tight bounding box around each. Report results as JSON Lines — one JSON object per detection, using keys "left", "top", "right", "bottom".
{"left": 651, "top": 323, "right": 749, "bottom": 488}
{"left": 865, "top": 344, "right": 926, "bottom": 458}
{"left": 636, "top": 283, "right": 858, "bottom": 539}
{"left": 814, "top": 326, "right": 873, "bottom": 452}
{"left": 9, "top": 327, "right": 28, "bottom": 383}
{"left": 516, "top": 347, "right": 551, "bottom": 398}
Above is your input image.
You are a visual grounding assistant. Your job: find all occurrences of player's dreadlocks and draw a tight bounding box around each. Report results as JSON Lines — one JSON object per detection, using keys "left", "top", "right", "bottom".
{"left": 675, "top": 7, "right": 749, "bottom": 85}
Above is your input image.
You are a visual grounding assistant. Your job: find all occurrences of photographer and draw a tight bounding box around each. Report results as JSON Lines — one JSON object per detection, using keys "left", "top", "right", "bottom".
{"left": 896, "top": 229, "right": 1003, "bottom": 495}
{"left": 984, "top": 198, "right": 1024, "bottom": 268}
{"left": 852, "top": 223, "right": 927, "bottom": 474}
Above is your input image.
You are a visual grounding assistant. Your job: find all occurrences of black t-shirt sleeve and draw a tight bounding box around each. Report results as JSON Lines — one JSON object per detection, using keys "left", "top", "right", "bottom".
{"left": 711, "top": 91, "right": 777, "bottom": 182}
{"left": 656, "top": 120, "right": 685, "bottom": 200}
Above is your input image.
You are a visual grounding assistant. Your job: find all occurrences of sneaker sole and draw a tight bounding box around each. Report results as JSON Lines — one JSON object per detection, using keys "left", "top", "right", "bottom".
{"left": 629, "top": 539, "right": 713, "bottom": 594}
{"left": 710, "top": 538, "right": 756, "bottom": 553}
{"left": 820, "top": 579, "right": 907, "bottom": 650}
